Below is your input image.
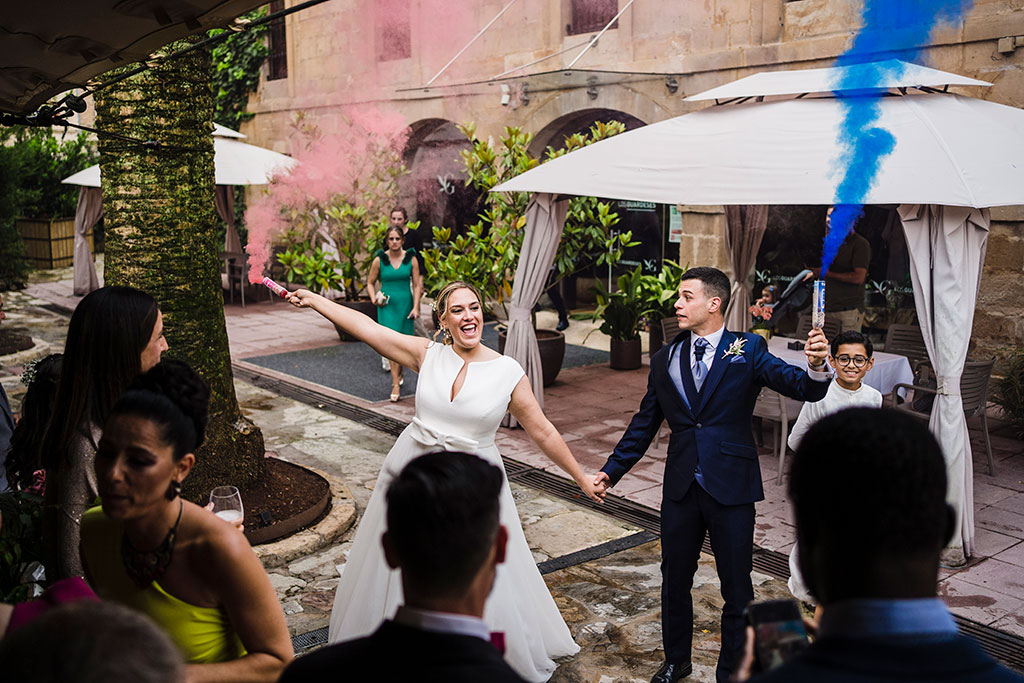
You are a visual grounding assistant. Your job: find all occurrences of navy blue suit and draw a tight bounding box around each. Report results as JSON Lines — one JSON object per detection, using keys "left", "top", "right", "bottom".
{"left": 601, "top": 328, "right": 828, "bottom": 681}
{"left": 0, "top": 382, "right": 14, "bottom": 492}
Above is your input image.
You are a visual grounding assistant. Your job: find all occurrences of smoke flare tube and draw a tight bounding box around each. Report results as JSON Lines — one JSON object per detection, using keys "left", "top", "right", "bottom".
{"left": 812, "top": 279, "right": 826, "bottom": 330}
{"left": 262, "top": 277, "right": 290, "bottom": 299}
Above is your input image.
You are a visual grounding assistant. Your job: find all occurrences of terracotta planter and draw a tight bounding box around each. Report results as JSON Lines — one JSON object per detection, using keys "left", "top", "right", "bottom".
{"left": 497, "top": 328, "right": 566, "bottom": 386}
{"left": 335, "top": 299, "right": 377, "bottom": 341}
{"left": 609, "top": 337, "right": 642, "bottom": 370}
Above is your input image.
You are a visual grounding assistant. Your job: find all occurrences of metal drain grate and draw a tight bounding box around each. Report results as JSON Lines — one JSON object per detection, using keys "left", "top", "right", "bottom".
{"left": 245, "top": 365, "right": 1024, "bottom": 673}
{"left": 291, "top": 626, "right": 328, "bottom": 653}
{"left": 538, "top": 531, "right": 658, "bottom": 575}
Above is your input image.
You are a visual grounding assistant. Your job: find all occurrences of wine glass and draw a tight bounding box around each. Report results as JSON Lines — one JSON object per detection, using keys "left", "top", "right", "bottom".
{"left": 209, "top": 486, "right": 244, "bottom": 527}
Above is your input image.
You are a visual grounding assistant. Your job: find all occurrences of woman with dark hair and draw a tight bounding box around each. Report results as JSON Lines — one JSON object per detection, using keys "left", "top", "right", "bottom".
{"left": 80, "top": 360, "right": 292, "bottom": 681}
{"left": 42, "top": 285, "right": 167, "bottom": 579}
{"left": 367, "top": 225, "right": 422, "bottom": 401}
{"left": 5, "top": 354, "right": 62, "bottom": 493}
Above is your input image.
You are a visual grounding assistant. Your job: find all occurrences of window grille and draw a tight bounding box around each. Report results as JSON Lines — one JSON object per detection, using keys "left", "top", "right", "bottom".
{"left": 567, "top": 0, "right": 618, "bottom": 35}
{"left": 267, "top": 0, "right": 288, "bottom": 80}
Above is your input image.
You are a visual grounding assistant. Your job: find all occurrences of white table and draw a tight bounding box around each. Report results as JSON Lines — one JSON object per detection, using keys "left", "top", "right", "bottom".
{"left": 767, "top": 336, "right": 914, "bottom": 397}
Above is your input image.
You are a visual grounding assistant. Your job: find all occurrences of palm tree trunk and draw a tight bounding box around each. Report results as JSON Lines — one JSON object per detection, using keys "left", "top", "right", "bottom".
{"left": 95, "top": 38, "right": 264, "bottom": 499}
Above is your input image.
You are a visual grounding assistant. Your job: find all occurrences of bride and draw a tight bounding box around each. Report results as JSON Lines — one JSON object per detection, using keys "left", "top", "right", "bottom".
{"left": 287, "top": 281, "right": 604, "bottom": 682}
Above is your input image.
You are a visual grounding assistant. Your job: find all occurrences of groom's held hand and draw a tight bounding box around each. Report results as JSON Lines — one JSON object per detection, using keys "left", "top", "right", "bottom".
{"left": 804, "top": 328, "right": 829, "bottom": 370}
{"left": 593, "top": 471, "right": 611, "bottom": 496}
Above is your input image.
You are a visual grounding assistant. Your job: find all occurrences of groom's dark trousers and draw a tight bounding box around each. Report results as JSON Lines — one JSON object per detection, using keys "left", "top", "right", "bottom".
{"left": 601, "top": 329, "right": 829, "bottom": 682}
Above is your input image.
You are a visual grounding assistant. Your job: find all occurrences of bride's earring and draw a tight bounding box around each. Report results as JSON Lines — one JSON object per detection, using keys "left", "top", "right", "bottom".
{"left": 442, "top": 326, "right": 452, "bottom": 343}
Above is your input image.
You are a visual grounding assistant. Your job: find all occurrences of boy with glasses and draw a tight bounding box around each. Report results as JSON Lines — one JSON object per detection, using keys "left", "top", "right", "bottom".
{"left": 785, "top": 330, "right": 882, "bottom": 606}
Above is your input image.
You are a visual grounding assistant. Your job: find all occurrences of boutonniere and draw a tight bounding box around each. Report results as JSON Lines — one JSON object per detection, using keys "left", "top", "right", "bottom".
{"left": 723, "top": 338, "right": 747, "bottom": 359}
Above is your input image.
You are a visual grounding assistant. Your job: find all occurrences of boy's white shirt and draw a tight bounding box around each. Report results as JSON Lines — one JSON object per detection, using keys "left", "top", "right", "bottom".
{"left": 787, "top": 379, "right": 883, "bottom": 452}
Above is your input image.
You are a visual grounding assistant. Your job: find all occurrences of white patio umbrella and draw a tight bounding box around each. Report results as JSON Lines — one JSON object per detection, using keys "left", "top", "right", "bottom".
{"left": 493, "top": 61, "right": 1024, "bottom": 563}
{"left": 62, "top": 124, "right": 296, "bottom": 294}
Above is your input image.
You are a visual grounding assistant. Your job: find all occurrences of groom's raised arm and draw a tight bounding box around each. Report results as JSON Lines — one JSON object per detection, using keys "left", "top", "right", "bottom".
{"left": 600, "top": 371, "right": 664, "bottom": 487}
{"left": 751, "top": 333, "right": 831, "bottom": 403}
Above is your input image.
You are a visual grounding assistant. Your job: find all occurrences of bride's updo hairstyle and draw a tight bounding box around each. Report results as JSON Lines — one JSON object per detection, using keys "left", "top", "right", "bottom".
{"left": 432, "top": 281, "right": 484, "bottom": 346}
{"left": 107, "top": 359, "right": 211, "bottom": 461}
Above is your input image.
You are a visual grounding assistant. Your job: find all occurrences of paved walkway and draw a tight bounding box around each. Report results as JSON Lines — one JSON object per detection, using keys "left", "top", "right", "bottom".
{"left": 10, "top": 277, "right": 1024, "bottom": 641}
{"left": 222, "top": 296, "right": 1024, "bottom": 641}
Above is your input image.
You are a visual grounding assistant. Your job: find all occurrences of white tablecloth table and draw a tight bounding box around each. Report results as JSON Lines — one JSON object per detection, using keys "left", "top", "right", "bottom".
{"left": 767, "top": 336, "right": 915, "bottom": 398}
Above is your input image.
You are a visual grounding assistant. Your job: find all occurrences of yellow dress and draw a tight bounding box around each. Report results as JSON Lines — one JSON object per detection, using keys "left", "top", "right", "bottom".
{"left": 80, "top": 507, "right": 246, "bottom": 663}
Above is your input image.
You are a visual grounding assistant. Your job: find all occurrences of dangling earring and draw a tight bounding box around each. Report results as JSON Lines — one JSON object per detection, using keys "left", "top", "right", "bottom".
{"left": 442, "top": 326, "right": 452, "bottom": 344}
{"left": 166, "top": 480, "right": 182, "bottom": 500}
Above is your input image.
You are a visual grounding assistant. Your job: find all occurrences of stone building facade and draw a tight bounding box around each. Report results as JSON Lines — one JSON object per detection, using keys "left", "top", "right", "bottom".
{"left": 243, "top": 0, "right": 1024, "bottom": 356}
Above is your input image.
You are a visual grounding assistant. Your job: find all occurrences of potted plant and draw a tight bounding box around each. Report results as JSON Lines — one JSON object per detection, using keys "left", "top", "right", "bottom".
{"left": 576, "top": 266, "right": 655, "bottom": 370}
{"left": 749, "top": 302, "right": 774, "bottom": 341}
{"left": 994, "top": 346, "right": 1024, "bottom": 439}
{"left": 639, "top": 260, "right": 686, "bottom": 354}
{"left": 253, "top": 112, "right": 407, "bottom": 338}
{"left": 426, "top": 122, "right": 634, "bottom": 385}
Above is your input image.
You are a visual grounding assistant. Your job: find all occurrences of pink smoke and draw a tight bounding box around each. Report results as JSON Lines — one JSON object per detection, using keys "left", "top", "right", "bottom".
{"left": 246, "top": 106, "right": 411, "bottom": 283}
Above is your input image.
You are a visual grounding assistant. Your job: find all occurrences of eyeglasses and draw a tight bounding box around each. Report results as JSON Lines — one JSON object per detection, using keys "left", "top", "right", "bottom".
{"left": 834, "top": 354, "right": 869, "bottom": 368}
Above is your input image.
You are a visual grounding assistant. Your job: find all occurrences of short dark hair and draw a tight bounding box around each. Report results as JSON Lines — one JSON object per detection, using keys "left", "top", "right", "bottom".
{"left": 385, "top": 452, "right": 503, "bottom": 598}
{"left": 789, "top": 408, "right": 948, "bottom": 597}
{"left": 680, "top": 266, "right": 731, "bottom": 313}
{"left": 109, "top": 359, "right": 210, "bottom": 460}
{"left": 830, "top": 330, "right": 873, "bottom": 358}
{"left": 0, "top": 600, "right": 184, "bottom": 683}
{"left": 390, "top": 206, "right": 408, "bottom": 220}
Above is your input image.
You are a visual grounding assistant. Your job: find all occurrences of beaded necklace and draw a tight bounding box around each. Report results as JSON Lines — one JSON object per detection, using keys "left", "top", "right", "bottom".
{"left": 121, "top": 498, "right": 183, "bottom": 587}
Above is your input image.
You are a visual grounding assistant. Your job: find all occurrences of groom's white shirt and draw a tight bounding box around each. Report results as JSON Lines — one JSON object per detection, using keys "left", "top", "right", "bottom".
{"left": 394, "top": 605, "right": 490, "bottom": 642}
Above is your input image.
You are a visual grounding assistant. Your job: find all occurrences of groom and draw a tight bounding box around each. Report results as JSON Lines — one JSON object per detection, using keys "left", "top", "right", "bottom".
{"left": 594, "top": 267, "right": 831, "bottom": 683}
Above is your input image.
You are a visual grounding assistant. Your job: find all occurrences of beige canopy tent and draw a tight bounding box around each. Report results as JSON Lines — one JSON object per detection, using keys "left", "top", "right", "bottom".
{"left": 62, "top": 124, "right": 296, "bottom": 295}
{"left": 493, "top": 61, "right": 1023, "bottom": 564}
{"left": 0, "top": 0, "right": 271, "bottom": 115}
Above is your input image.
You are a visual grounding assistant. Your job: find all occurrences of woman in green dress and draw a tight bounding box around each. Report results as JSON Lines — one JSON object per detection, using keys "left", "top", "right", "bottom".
{"left": 367, "top": 226, "right": 422, "bottom": 401}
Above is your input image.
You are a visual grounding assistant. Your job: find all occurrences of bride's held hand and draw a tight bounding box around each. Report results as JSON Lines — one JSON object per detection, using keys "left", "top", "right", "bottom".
{"left": 287, "top": 288, "right": 317, "bottom": 308}
{"left": 576, "top": 474, "right": 607, "bottom": 503}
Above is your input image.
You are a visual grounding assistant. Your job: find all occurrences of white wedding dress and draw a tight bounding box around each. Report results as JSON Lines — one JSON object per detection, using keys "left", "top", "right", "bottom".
{"left": 328, "top": 342, "right": 579, "bottom": 681}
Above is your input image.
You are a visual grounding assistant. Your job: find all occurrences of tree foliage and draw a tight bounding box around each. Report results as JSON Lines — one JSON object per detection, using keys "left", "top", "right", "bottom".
{"left": 0, "top": 126, "right": 97, "bottom": 219}
{"left": 209, "top": 8, "right": 269, "bottom": 132}
{"left": 0, "top": 144, "right": 29, "bottom": 289}
{"left": 425, "top": 121, "right": 633, "bottom": 316}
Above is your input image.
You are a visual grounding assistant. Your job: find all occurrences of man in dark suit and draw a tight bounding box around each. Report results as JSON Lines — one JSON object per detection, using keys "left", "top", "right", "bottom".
{"left": 0, "top": 292, "right": 15, "bottom": 492}
{"left": 594, "top": 267, "right": 831, "bottom": 683}
{"left": 743, "top": 408, "right": 1023, "bottom": 683}
{"left": 279, "top": 452, "right": 525, "bottom": 683}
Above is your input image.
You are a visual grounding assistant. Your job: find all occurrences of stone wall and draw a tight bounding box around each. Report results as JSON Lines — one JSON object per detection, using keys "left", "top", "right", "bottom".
{"left": 975, "top": 207, "right": 1024, "bottom": 363}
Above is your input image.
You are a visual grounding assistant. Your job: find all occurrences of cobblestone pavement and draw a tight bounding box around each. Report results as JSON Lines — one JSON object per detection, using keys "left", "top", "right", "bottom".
{"left": 4, "top": 275, "right": 1024, "bottom": 675}
{"left": 233, "top": 380, "right": 796, "bottom": 681}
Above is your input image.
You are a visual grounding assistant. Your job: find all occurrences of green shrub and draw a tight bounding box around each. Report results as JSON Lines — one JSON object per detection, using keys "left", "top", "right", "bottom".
{"left": 994, "top": 346, "right": 1024, "bottom": 437}
{"left": 0, "top": 145, "right": 29, "bottom": 289}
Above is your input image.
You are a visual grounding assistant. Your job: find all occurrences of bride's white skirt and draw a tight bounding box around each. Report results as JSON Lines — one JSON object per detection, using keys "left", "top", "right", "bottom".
{"left": 328, "top": 430, "right": 579, "bottom": 682}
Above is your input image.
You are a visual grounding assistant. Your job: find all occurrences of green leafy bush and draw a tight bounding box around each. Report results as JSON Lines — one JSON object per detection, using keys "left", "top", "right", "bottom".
{"left": 575, "top": 266, "right": 659, "bottom": 341}
{"left": 2, "top": 127, "right": 97, "bottom": 219}
{"left": 0, "top": 491, "right": 45, "bottom": 602}
{"left": 0, "top": 144, "right": 29, "bottom": 289}
{"left": 994, "top": 346, "right": 1024, "bottom": 437}
{"left": 426, "top": 122, "right": 634, "bottom": 318}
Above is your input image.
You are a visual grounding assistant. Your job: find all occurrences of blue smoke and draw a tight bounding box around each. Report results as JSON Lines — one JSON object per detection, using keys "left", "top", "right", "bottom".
{"left": 822, "top": 0, "right": 973, "bottom": 276}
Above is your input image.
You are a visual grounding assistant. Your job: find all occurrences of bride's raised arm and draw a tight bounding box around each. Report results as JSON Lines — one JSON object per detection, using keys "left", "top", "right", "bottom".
{"left": 508, "top": 376, "right": 605, "bottom": 504}
{"left": 287, "top": 289, "right": 429, "bottom": 371}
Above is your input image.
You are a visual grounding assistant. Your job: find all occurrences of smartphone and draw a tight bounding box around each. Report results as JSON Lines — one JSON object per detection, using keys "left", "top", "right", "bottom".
{"left": 745, "top": 599, "right": 810, "bottom": 672}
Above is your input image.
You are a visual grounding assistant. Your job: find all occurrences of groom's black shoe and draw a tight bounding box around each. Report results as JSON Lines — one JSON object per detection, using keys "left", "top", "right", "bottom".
{"left": 651, "top": 661, "right": 692, "bottom": 683}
